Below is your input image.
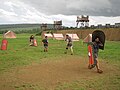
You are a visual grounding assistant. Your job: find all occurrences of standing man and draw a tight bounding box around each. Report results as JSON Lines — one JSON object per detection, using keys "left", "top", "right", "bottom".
{"left": 42, "top": 36, "right": 48, "bottom": 52}
{"left": 64, "top": 35, "right": 73, "bottom": 55}
{"left": 88, "top": 37, "right": 103, "bottom": 73}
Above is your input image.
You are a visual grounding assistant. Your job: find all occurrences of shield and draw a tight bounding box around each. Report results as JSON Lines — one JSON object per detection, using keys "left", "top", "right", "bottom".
{"left": 92, "top": 30, "right": 105, "bottom": 50}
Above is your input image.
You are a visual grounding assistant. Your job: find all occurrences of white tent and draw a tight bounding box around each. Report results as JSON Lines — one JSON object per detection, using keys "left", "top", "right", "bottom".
{"left": 53, "top": 33, "right": 64, "bottom": 40}
{"left": 3, "top": 31, "right": 16, "bottom": 38}
{"left": 83, "top": 34, "right": 92, "bottom": 43}
{"left": 44, "top": 33, "right": 53, "bottom": 38}
{"left": 66, "top": 34, "right": 79, "bottom": 41}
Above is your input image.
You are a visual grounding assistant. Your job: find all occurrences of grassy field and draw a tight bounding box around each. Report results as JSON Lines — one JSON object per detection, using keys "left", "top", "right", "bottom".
{"left": 0, "top": 34, "right": 120, "bottom": 90}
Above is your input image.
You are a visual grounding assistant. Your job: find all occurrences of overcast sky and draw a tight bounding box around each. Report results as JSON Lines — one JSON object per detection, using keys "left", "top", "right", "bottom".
{"left": 0, "top": 0, "right": 120, "bottom": 27}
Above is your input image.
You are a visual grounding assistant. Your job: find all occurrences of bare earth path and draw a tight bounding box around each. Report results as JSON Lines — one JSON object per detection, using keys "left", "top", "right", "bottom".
{"left": 0, "top": 56, "right": 119, "bottom": 90}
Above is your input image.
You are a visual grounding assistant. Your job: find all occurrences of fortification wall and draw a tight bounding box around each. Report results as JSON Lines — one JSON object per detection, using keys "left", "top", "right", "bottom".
{"left": 42, "top": 28, "right": 120, "bottom": 41}
{"left": 56, "top": 28, "right": 120, "bottom": 41}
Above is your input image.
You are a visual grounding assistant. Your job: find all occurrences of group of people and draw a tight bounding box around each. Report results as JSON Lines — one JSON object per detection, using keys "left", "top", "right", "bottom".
{"left": 29, "top": 34, "right": 103, "bottom": 73}
{"left": 29, "top": 34, "right": 73, "bottom": 53}
{"left": 29, "top": 35, "right": 48, "bottom": 52}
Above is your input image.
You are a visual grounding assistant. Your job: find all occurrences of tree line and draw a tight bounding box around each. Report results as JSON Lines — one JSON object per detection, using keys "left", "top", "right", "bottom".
{"left": 0, "top": 28, "right": 41, "bottom": 34}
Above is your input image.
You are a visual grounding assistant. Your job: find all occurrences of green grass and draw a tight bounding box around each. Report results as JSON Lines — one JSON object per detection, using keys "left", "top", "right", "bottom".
{"left": 0, "top": 34, "right": 120, "bottom": 90}
{"left": 0, "top": 34, "right": 69, "bottom": 71}
{"left": 100, "top": 41, "right": 120, "bottom": 61}
{"left": 0, "top": 34, "right": 120, "bottom": 71}
{"left": 55, "top": 76, "right": 120, "bottom": 90}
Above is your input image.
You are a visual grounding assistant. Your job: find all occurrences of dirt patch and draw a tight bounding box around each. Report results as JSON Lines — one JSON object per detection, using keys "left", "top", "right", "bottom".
{"left": 0, "top": 56, "right": 119, "bottom": 90}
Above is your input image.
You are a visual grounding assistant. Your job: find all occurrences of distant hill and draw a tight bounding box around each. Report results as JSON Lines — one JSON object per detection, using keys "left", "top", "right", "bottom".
{"left": 0, "top": 24, "right": 55, "bottom": 34}
{"left": 0, "top": 24, "right": 54, "bottom": 30}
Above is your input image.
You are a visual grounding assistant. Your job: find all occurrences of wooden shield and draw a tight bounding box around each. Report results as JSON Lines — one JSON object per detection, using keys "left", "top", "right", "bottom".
{"left": 92, "top": 30, "right": 105, "bottom": 50}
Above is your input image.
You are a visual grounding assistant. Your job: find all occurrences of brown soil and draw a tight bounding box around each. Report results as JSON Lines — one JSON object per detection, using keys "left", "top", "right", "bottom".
{"left": 0, "top": 56, "right": 119, "bottom": 90}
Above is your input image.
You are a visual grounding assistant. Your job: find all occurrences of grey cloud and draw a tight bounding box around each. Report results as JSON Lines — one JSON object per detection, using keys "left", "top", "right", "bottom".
{"left": 19, "top": 0, "right": 120, "bottom": 16}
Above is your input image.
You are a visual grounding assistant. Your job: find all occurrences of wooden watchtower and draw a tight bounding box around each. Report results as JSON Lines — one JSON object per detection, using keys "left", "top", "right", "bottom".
{"left": 54, "top": 20, "right": 62, "bottom": 30}
{"left": 76, "top": 15, "right": 89, "bottom": 28}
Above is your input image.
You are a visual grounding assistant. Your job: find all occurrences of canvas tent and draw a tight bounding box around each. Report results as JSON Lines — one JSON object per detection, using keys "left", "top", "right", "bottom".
{"left": 83, "top": 34, "right": 92, "bottom": 43}
{"left": 44, "top": 33, "right": 53, "bottom": 38}
{"left": 53, "top": 33, "right": 64, "bottom": 40}
{"left": 66, "top": 34, "right": 79, "bottom": 41}
{"left": 3, "top": 31, "right": 16, "bottom": 38}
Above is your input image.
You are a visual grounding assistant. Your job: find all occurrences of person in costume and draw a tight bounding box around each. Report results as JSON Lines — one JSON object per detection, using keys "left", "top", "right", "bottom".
{"left": 88, "top": 37, "right": 103, "bottom": 73}
{"left": 64, "top": 35, "right": 73, "bottom": 55}
{"left": 42, "top": 36, "right": 48, "bottom": 52}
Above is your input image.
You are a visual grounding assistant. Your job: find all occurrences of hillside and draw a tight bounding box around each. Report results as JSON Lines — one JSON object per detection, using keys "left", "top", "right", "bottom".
{"left": 0, "top": 24, "right": 54, "bottom": 34}
{"left": 0, "top": 24, "right": 54, "bottom": 30}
